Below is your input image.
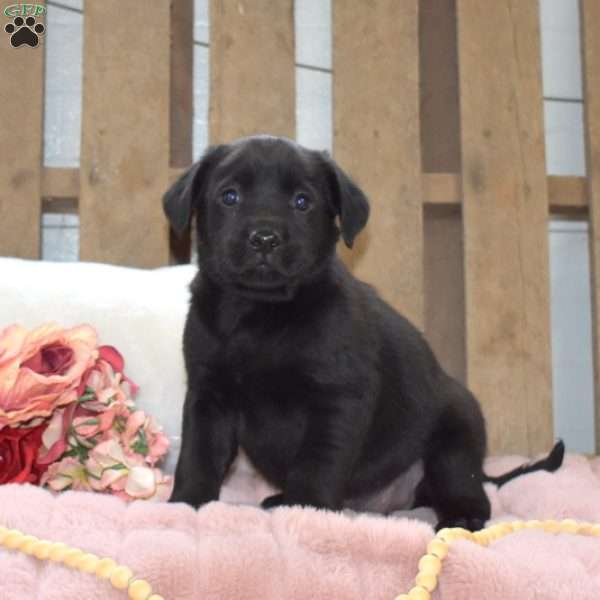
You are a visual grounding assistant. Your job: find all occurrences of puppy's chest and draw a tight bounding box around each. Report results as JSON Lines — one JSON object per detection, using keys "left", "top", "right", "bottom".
{"left": 215, "top": 351, "right": 311, "bottom": 479}
{"left": 219, "top": 350, "right": 314, "bottom": 404}
{"left": 219, "top": 323, "right": 300, "bottom": 378}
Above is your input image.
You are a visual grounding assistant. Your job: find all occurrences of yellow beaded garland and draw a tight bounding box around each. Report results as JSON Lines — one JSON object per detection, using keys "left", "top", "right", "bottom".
{"left": 48, "top": 542, "right": 69, "bottom": 562}
{"left": 96, "top": 557, "right": 118, "bottom": 579}
{"left": 395, "top": 518, "right": 600, "bottom": 600}
{"left": 33, "top": 540, "right": 52, "bottom": 560}
{"left": 78, "top": 553, "right": 100, "bottom": 574}
{"left": 63, "top": 548, "right": 84, "bottom": 568}
{"left": 128, "top": 579, "right": 153, "bottom": 600}
{"left": 19, "top": 535, "right": 39, "bottom": 556}
{"left": 0, "top": 526, "right": 159, "bottom": 599}
{"left": 110, "top": 565, "right": 135, "bottom": 590}
{"left": 4, "top": 530, "right": 24, "bottom": 549}
{"left": 1, "top": 518, "right": 599, "bottom": 600}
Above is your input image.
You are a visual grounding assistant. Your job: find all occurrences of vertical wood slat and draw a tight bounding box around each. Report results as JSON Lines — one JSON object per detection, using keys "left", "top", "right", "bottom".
{"left": 424, "top": 206, "right": 466, "bottom": 383}
{"left": 581, "top": 0, "right": 600, "bottom": 453}
{"left": 169, "top": 0, "right": 194, "bottom": 264}
{"left": 457, "top": 1, "right": 553, "bottom": 455}
{"left": 209, "top": 0, "right": 295, "bottom": 143}
{"left": 0, "top": 1, "right": 45, "bottom": 259}
{"left": 79, "top": 1, "right": 170, "bottom": 268}
{"left": 333, "top": 1, "right": 423, "bottom": 327}
{"left": 170, "top": 0, "right": 194, "bottom": 169}
{"left": 420, "top": 0, "right": 466, "bottom": 383}
{"left": 420, "top": 0, "right": 461, "bottom": 174}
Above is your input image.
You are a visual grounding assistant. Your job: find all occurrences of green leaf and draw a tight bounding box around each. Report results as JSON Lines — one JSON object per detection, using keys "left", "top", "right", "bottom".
{"left": 78, "top": 386, "right": 97, "bottom": 402}
{"left": 114, "top": 416, "right": 127, "bottom": 433}
{"left": 103, "top": 463, "right": 128, "bottom": 472}
{"left": 131, "top": 428, "right": 149, "bottom": 456}
{"left": 64, "top": 444, "right": 90, "bottom": 462}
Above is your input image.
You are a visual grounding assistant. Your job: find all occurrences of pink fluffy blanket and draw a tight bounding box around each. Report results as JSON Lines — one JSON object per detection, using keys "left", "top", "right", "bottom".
{"left": 1, "top": 453, "right": 600, "bottom": 600}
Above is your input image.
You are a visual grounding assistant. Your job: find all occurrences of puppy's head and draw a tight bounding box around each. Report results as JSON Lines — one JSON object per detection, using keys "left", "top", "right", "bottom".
{"left": 163, "top": 136, "right": 369, "bottom": 301}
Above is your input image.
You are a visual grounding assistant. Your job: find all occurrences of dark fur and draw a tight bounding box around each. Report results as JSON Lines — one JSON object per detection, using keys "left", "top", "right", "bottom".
{"left": 165, "top": 135, "right": 563, "bottom": 531}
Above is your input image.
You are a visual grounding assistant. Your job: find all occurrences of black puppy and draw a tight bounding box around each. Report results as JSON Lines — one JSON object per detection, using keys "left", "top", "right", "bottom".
{"left": 164, "top": 135, "right": 563, "bottom": 531}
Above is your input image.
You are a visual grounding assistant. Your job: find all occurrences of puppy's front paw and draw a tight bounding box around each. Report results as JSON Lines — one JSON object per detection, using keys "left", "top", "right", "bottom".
{"left": 168, "top": 493, "right": 200, "bottom": 508}
{"left": 261, "top": 493, "right": 287, "bottom": 509}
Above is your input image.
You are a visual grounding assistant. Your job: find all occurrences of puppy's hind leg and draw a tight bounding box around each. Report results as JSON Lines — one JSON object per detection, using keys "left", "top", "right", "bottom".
{"left": 416, "top": 391, "right": 491, "bottom": 532}
{"left": 419, "top": 444, "right": 490, "bottom": 532}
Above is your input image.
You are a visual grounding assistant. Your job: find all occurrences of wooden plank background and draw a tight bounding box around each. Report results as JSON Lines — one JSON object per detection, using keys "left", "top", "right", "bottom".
{"left": 0, "top": 0, "right": 45, "bottom": 260}
{"left": 581, "top": 0, "right": 600, "bottom": 454}
{"left": 457, "top": 0, "right": 553, "bottom": 455}
{"left": 333, "top": 0, "right": 423, "bottom": 327}
{"left": 420, "top": 0, "right": 466, "bottom": 384}
{"left": 79, "top": 0, "right": 170, "bottom": 268}
{"left": 169, "top": 0, "right": 195, "bottom": 264}
{"left": 209, "top": 0, "right": 295, "bottom": 142}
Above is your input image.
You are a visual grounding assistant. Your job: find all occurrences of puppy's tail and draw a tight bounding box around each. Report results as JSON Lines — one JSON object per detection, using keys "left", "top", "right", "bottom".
{"left": 482, "top": 440, "right": 565, "bottom": 488}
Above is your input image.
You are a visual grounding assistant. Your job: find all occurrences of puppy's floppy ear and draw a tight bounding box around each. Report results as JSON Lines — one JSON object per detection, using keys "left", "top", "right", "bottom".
{"left": 321, "top": 152, "right": 370, "bottom": 248}
{"left": 163, "top": 144, "right": 228, "bottom": 237}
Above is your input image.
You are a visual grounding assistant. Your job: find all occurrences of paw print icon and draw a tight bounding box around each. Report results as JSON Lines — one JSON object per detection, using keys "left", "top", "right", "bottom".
{"left": 5, "top": 16, "right": 45, "bottom": 48}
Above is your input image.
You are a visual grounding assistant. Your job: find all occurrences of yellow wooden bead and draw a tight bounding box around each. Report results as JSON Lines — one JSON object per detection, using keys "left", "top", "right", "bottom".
{"left": 440, "top": 527, "right": 468, "bottom": 542}
{"left": 77, "top": 553, "right": 100, "bottom": 573}
{"left": 408, "top": 586, "right": 430, "bottom": 600}
{"left": 110, "top": 565, "right": 134, "bottom": 590}
{"left": 128, "top": 578, "right": 153, "bottom": 600}
{"left": 542, "top": 520, "right": 560, "bottom": 534}
{"left": 418, "top": 554, "right": 441, "bottom": 576}
{"left": 415, "top": 571, "right": 438, "bottom": 592}
{"left": 451, "top": 528, "right": 472, "bottom": 543}
{"left": 426, "top": 538, "right": 449, "bottom": 559}
{"left": 63, "top": 548, "right": 85, "bottom": 568}
{"left": 48, "top": 542, "right": 69, "bottom": 562}
{"left": 524, "top": 520, "right": 542, "bottom": 529}
{"left": 33, "top": 540, "right": 52, "bottom": 560}
{"left": 472, "top": 530, "right": 490, "bottom": 546}
{"left": 511, "top": 521, "right": 526, "bottom": 531}
{"left": 96, "top": 557, "right": 118, "bottom": 579}
{"left": 590, "top": 524, "right": 600, "bottom": 537}
{"left": 496, "top": 523, "right": 514, "bottom": 536}
{"left": 560, "top": 519, "right": 579, "bottom": 534}
{"left": 486, "top": 524, "right": 504, "bottom": 541}
{"left": 19, "top": 535, "right": 38, "bottom": 555}
{"left": 0, "top": 526, "right": 8, "bottom": 542}
{"left": 4, "top": 530, "right": 24, "bottom": 549}
{"left": 578, "top": 522, "right": 593, "bottom": 535}
{"left": 436, "top": 528, "right": 453, "bottom": 541}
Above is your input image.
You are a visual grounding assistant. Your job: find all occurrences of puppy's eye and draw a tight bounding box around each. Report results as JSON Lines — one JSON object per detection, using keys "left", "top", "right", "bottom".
{"left": 222, "top": 189, "right": 239, "bottom": 206}
{"left": 293, "top": 194, "right": 310, "bottom": 211}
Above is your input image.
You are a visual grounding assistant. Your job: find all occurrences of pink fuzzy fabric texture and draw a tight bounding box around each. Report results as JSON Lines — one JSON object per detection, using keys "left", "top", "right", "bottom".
{"left": 1, "top": 454, "right": 599, "bottom": 599}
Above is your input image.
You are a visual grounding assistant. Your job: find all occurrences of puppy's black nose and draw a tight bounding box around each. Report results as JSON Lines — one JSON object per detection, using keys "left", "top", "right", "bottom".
{"left": 249, "top": 229, "right": 281, "bottom": 253}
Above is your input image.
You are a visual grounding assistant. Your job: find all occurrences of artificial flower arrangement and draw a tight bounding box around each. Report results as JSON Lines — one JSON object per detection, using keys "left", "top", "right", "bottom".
{"left": 0, "top": 323, "right": 172, "bottom": 501}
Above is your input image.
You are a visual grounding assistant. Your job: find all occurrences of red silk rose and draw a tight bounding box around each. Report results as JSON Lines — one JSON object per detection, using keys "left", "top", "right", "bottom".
{"left": 0, "top": 424, "right": 47, "bottom": 484}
